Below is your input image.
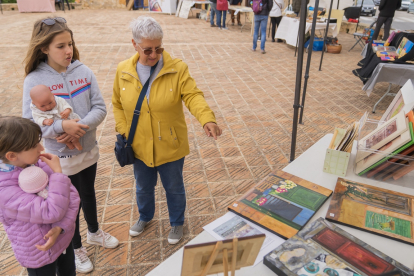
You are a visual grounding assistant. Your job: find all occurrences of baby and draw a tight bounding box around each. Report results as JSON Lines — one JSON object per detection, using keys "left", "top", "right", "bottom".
{"left": 18, "top": 166, "right": 49, "bottom": 199}
{"left": 30, "top": 84, "right": 82, "bottom": 151}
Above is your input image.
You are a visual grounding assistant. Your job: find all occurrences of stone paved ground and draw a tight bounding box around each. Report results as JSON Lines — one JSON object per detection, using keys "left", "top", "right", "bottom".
{"left": 0, "top": 8, "right": 395, "bottom": 276}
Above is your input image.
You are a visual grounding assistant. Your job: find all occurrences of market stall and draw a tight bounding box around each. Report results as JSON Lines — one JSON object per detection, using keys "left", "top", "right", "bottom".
{"left": 17, "top": 0, "right": 56, "bottom": 12}
{"left": 147, "top": 134, "right": 414, "bottom": 275}
{"left": 275, "top": 16, "right": 337, "bottom": 47}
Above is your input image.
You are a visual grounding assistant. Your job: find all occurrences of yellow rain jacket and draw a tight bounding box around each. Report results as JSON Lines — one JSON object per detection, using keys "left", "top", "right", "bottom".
{"left": 112, "top": 51, "right": 216, "bottom": 167}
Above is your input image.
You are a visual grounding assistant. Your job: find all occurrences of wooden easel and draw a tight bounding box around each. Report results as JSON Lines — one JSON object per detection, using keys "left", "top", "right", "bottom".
{"left": 181, "top": 233, "right": 265, "bottom": 276}
{"left": 200, "top": 238, "right": 238, "bottom": 276}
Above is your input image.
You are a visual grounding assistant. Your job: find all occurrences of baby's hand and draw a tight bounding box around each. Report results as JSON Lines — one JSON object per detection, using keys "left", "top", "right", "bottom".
{"left": 60, "top": 108, "right": 71, "bottom": 119}
{"left": 71, "top": 138, "right": 83, "bottom": 151}
{"left": 43, "top": 119, "right": 54, "bottom": 126}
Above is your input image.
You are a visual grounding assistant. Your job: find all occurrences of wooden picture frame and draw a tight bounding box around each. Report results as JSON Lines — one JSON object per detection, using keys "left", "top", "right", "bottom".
{"left": 356, "top": 111, "right": 407, "bottom": 163}
{"left": 326, "top": 178, "right": 414, "bottom": 245}
{"left": 181, "top": 234, "right": 265, "bottom": 276}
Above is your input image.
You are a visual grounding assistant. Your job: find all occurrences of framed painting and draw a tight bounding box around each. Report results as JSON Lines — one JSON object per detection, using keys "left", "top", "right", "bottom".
{"left": 227, "top": 171, "right": 332, "bottom": 239}
{"left": 263, "top": 218, "right": 413, "bottom": 276}
{"left": 326, "top": 178, "right": 414, "bottom": 245}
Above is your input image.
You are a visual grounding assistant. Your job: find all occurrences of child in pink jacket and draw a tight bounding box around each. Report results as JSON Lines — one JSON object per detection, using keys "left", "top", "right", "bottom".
{"left": 0, "top": 116, "right": 80, "bottom": 276}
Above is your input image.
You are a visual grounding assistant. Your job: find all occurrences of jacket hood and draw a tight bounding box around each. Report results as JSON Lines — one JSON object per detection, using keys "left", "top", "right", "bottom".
{"left": 37, "top": 60, "right": 83, "bottom": 75}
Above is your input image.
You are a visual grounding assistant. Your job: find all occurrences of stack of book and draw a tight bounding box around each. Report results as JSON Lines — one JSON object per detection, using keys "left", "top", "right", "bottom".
{"left": 355, "top": 80, "right": 414, "bottom": 180}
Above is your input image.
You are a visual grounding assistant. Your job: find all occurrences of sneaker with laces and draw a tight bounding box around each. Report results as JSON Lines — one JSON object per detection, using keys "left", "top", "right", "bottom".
{"left": 129, "top": 220, "right": 149, "bottom": 236}
{"left": 87, "top": 229, "right": 119, "bottom": 248}
{"left": 168, "top": 225, "right": 183, "bottom": 244}
{"left": 74, "top": 247, "right": 93, "bottom": 273}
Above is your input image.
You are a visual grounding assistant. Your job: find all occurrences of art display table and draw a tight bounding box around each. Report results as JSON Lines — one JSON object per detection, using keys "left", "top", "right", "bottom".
{"left": 362, "top": 63, "right": 414, "bottom": 112}
{"left": 17, "top": 0, "right": 56, "bottom": 12}
{"left": 147, "top": 134, "right": 414, "bottom": 276}
{"left": 275, "top": 16, "right": 337, "bottom": 47}
{"left": 227, "top": 5, "right": 253, "bottom": 32}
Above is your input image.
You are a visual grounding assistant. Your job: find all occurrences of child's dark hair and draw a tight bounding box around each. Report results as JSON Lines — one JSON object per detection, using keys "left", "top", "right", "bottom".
{"left": 0, "top": 116, "right": 42, "bottom": 162}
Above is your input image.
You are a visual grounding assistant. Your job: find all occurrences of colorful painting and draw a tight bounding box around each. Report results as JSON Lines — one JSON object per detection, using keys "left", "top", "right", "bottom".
{"left": 326, "top": 178, "right": 414, "bottom": 245}
{"left": 298, "top": 253, "right": 361, "bottom": 276}
{"left": 212, "top": 216, "right": 263, "bottom": 239}
{"left": 365, "top": 211, "right": 412, "bottom": 239}
{"left": 263, "top": 218, "right": 413, "bottom": 276}
{"left": 227, "top": 171, "right": 332, "bottom": 239}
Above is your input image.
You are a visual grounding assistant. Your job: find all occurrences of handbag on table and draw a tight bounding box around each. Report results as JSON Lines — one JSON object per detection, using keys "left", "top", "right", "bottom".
{"left": 114, "top": 62, "right": 158, "bottom": 167}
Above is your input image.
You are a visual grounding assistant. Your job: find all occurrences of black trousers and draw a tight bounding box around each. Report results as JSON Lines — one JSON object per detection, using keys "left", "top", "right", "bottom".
{"left": 69, "top": 163, "right": 99, "bottom": 249}
{"left": 27, "top": 243, "right": 76, "bottom": 276}
{"left": 372, "top": 16, "right": 393, "bottom": 41}
{"left": 271, "top": 16, "right": 282, "bottom": 41}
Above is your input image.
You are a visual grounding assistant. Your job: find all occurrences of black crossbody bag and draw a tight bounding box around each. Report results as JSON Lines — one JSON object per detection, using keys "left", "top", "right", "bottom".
{"left": 114, "top": 62, "right": 158, "bottom": 167}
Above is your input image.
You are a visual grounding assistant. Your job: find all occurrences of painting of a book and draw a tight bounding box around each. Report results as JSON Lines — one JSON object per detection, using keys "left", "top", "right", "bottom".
{"left": 227, "top": 171, "right": 332, "bottom": 239}
{"left": 326, "top": 178, "right": 414, "bottom": 245}
{"left": 264, "top": 218, "right": 413, "bottom": 276}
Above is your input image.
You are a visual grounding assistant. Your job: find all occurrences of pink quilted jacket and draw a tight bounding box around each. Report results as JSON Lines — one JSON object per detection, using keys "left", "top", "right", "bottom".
{"left": 0, "top": 161, "right": 79, "bottom": 269}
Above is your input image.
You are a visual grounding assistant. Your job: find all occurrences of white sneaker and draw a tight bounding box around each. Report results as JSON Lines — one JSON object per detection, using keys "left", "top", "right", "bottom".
{"left": 87, "top": 229, "right": 119, "bottom": 249}
{"left": 74, "top": 246, "right": 93, "bottom": 273}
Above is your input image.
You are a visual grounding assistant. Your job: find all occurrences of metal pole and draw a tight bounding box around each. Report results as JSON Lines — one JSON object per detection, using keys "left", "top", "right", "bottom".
{"left": 337, "top": 0, "right": 339, "bottom": 9}
{"left": 298, "top": 0, "right": 320, "bottom": 125}
{"left": 318, "top": 0, "right": 334, "bottom": 71}
{"left": 356, "top": 0, "right": 364, "bottom": 30}
{"left": 290, "top": 0, "right": 307, "bottom": 162}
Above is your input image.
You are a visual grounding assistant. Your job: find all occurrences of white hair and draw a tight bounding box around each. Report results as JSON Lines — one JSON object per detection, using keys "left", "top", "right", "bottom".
{"left": 130, "top": 16, "right": 163, "bottom": 43}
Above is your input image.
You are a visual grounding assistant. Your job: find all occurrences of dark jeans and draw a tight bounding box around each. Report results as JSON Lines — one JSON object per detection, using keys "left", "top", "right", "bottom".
{"left": 69, "top": 163, "right": 99, "bottom": 249}
{"left": 372, "top": 16, "right": 393, "bottom": 41}
{"left": 216, "top": 10, "right": 227, "bottom": 28}
{"left": 270, "top": 16, "right": 282, "bottom": 41}
{"left": 133, "top": 158, "right": 186, "bottom": 226}
{"left": 27, "top": 243, "right": 76, "bottom": 276}
{"left": 210, "top": 3, "right": 217, "bottom": 25}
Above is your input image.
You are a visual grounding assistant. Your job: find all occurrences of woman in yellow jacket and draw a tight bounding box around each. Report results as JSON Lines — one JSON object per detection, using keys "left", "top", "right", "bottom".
{"left": 112, "top": 16, "right": 222, "bottom": 244}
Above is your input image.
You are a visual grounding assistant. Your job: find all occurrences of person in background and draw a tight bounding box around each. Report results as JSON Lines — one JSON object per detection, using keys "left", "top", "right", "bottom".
{"left": 292, "top": 0, "right": 309, "bottom": 16}
{"left": 372, "top": 0, "right": 402, "bottom": 41}
{"left": 216, "top": 0, "right": 229, "bottom": 30}
{"left": 252, "top": 0, "right": 273, "bottom": 53}
{"left": 230, "top": 0, "right": 242, "bottom": 26}
{"left": 270, "top": 0, "right": 284, "bottom": 42}
{"left": 210, "top": 0, "right": 218, "bottom": 27}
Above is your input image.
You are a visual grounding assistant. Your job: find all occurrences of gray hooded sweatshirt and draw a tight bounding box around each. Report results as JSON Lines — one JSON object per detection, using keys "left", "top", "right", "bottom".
{"left": 23, "top": 60, "right": 107, "bottom": 156}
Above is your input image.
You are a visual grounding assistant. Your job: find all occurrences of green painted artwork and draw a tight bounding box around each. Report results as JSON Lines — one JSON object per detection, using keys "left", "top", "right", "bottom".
{"left": 365, "top": 211, "right": 412, "bottom": 238}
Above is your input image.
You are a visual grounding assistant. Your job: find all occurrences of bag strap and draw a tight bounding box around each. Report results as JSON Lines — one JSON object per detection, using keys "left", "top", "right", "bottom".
{"left": 273, "top": 0, "right": 281, "bottom": 9}
{"left": 126, "top": 62, "right": 158, "bottom": 147}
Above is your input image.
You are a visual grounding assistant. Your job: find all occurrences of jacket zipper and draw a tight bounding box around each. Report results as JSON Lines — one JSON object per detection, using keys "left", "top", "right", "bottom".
{"left": 170, "top": 127, "right": 177, "bottom": 147}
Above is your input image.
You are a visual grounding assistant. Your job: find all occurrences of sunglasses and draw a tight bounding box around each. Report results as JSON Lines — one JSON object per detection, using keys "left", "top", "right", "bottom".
{"left": 136, "top": 43, "right": 164, "bottom": 55}
{"left": 39, "top": 17, "right": 67, "bottom": 32}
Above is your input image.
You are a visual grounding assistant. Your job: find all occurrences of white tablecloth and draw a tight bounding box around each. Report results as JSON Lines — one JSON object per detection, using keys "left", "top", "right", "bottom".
{"left": 147, "top": 134, "right": 414, "bottom": 276}
{"left": 362, "top": 63, "right": 414, "bottom": 96}
{"left": 275, "top": 16, "right": 337, "bottom": 47}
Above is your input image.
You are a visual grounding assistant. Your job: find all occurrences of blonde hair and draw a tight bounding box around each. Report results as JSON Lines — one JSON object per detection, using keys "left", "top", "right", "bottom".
{"left": 24, "top": 17, "right": 80, "bottom": 76}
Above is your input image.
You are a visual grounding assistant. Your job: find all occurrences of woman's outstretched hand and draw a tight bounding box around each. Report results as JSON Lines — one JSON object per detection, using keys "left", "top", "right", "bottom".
{"left": 203, "top": 122, "right": 222, "bottom": 140}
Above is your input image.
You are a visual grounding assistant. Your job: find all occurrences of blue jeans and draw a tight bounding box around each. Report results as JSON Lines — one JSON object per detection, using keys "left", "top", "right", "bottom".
{"left": 210, "top": 3, "right": 217, "bottom": 25}
{"left": 253, "top": 15, "right": 268, "bottom": 50}
{"left": 133, "top": 157, "right": 186, "bottom": 226}
{"left": 216, "top": 10, "right": 227, "bottom": 28}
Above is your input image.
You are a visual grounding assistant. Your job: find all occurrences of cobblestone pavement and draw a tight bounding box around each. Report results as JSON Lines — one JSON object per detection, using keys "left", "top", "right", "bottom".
{"left": 0, "top": 8, "right": 394, "bottom": 276}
